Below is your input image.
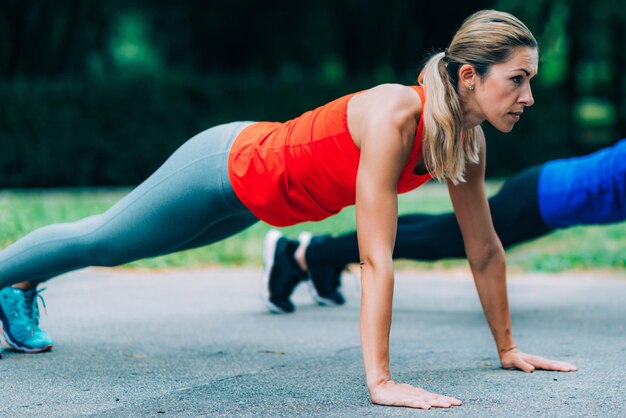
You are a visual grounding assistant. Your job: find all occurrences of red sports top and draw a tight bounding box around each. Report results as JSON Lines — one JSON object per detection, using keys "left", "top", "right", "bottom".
{"left": 228, "top": 85, "right": 431, "bottom": 227}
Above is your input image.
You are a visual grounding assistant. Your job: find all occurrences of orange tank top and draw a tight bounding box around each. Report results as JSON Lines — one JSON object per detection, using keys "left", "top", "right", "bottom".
{"left": 228, "top": 85, "right": 431, "bottom": 227}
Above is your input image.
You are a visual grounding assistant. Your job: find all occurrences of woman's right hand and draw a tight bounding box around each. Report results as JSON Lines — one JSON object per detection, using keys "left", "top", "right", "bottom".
{"left": 369, "top": 380, "right": 462, "bottom": 409}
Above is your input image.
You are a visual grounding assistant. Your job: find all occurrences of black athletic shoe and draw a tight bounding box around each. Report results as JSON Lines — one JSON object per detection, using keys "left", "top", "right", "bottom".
{"left": 261, "top": 230, "right": 307, "bottom": 314}
{"left": 300, "top": 232, "right": 346, "bottom": 306}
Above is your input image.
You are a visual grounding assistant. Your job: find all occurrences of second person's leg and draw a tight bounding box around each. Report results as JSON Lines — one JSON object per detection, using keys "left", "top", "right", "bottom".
{"left": 284, "top": 165, "right": 553, "bottom": 309}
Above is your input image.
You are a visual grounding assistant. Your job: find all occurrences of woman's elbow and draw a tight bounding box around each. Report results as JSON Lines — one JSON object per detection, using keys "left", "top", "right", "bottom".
{"left": 359, "top": 254, "right": 394, "bottom": 277}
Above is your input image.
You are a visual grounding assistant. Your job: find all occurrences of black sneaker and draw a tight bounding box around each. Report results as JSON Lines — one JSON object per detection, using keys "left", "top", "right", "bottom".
{"left": 299, "top": 232, "right": 346, "bottom": 306}
{"left": 261, "top": 230, "right": 307, "bottom": 314}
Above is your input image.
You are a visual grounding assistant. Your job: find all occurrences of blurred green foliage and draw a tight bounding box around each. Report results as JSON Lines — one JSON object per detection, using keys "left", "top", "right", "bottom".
{"left": 1, "top": 0, "right": 625, "bottom": 186}
{"left": 0, "top": 75, "right": 371, "bottom": 186}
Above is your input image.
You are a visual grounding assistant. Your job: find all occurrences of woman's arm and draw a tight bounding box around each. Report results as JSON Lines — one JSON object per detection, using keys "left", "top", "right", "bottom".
{"left": 447, "top": 131, "right": 577, "bottom": 372}
{"left": 353, "top": 85, "right": 461, "bottom": 409}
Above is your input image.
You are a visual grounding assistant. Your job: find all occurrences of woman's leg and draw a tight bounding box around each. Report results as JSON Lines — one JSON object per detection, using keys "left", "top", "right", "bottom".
{"left": 0, "top": 215, "right": 260, "bottom": 355}
{"left": 393, "top": 165, "right": 551, "bottom": 260}
{"left": 270, "top": 164, "right": 553, "bottom": 312}
{"left": 163, "top": 211, "right": 258, "bottom": 254}
{"left": 283, "top": 165, "right": 551, "bottom": 309}
{"left": 487, "top": 164, "right": 553, "bottom": 248}
{"left": 0, "top": 122, "right": 255, "bottom": 289}
{"left": 305, "top": 164, "right": 552, "bottom": 269}
{"left": 302, "top": 212, "right": 462, "bottom": 270}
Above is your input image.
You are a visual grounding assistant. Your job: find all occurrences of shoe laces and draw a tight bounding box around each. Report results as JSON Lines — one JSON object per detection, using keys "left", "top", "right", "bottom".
{"left": 21, "top": 287, "right": 47, "bottom": 334}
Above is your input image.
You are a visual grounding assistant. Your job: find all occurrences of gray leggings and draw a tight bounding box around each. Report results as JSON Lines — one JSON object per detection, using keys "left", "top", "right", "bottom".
{"left": 0, "top": 122, "right": 258, "bottom": 288}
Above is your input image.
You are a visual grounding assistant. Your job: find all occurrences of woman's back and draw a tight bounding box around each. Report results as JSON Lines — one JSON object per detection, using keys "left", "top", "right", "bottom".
{"left": 228, "top": 85, "right": 430, "bottom": 226}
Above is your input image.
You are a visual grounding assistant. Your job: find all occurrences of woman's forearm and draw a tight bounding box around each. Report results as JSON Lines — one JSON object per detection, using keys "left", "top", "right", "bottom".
{"left": 469, "top": 249, "right": 517, "bottom": 355}
{"left": 360, "top": 262, "right": 395, "bottom": 390}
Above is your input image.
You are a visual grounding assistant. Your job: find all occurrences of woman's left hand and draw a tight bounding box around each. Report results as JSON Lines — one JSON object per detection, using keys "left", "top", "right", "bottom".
{"left": 500, "top": 347, "right": 577, "bottom": 372}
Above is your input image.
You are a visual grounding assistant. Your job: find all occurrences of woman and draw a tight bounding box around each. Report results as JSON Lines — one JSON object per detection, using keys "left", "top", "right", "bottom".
{"left": 0, "top": 10, "right": 575, "bottom": 409}
{"left": 272, "top": 138, "right": 626, "bottom": 308}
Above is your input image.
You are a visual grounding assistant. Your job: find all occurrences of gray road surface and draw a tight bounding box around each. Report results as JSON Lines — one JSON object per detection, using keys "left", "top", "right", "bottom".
{"left": 1, "top": 267, "right": 625, "bottom": 417}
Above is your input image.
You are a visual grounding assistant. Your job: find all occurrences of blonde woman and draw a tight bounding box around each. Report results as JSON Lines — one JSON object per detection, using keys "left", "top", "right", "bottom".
{"left": 0, "top": 10, "right": 575, "bottom": 409}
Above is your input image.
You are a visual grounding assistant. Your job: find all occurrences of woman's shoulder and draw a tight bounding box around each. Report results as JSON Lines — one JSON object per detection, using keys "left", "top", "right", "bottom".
{"left": 367, "top": 83, "right": 422, "bottom": 101}
{"left": 358, "top": 84, "right": 423, "bottom": 117}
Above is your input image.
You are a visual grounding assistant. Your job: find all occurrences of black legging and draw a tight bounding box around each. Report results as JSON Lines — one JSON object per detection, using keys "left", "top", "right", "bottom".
{"left": 305, "top": 165, "right": 553, "bottom": 269}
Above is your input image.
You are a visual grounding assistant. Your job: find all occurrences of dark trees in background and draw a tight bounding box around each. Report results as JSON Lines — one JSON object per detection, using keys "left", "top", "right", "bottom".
{"left": 0, "top": 0, "right": 106, "bottom": 77}
{"left": 0, "top": 0, "right": 490, "bottom": 79}
{"left": 0, "top": 0, "right": 625, "bottom": 186}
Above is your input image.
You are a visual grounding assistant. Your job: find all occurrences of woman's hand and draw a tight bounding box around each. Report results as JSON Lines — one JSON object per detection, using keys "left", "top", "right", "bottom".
{"left": 500, "top": 347, "right": 577, "bottom": 372}
{"left": 369, "top": 380, "right": 462, "bottom": 409}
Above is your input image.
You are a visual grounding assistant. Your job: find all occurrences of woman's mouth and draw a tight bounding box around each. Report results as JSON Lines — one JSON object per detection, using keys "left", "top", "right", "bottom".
{"left": 508, "top": 111, "right": 522, "bottom": 122}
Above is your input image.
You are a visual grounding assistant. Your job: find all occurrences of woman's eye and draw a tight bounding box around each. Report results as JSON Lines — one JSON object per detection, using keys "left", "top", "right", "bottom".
{"left": 512, "top": 76, "right": 522, "bottom": 85}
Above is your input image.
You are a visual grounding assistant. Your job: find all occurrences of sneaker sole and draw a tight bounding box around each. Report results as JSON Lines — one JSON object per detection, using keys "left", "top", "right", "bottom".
{"left": 260, "top": 230, "right": 291, "bottom": 314}
{"left": 0, "top": 316, "right": 53, "bottom": 353}
{"left": 306, "top": 280, "right": 343, "bottom": 306}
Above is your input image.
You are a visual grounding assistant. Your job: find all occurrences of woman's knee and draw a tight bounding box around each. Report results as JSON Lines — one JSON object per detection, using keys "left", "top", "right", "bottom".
{"left": 72, "top": 217, "right": 132, "bottom": 267}
{"left": 80, "top": 239, "right": 132, "bottom": 267}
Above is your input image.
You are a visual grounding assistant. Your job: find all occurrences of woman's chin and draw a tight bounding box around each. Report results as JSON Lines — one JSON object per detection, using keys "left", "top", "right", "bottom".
{"left": 491, "top": 122, "right": 515, "bottom": 133}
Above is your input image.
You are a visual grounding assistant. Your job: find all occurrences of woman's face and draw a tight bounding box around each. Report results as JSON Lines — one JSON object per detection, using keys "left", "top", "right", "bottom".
{"left": 472, "top": 46, "right": 538, "bottom": 133}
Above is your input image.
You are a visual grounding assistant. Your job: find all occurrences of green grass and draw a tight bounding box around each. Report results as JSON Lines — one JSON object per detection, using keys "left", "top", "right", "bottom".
{"left": 1, "top": 182, "right": 625, "bottom": 271}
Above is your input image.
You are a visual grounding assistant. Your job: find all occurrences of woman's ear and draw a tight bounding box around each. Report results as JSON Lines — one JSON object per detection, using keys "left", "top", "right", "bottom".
{"left": 458, "top": 64, "right": 476, "bottom": 91}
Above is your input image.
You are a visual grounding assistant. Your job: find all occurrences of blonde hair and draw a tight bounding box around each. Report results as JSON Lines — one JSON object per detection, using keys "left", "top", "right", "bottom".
{"left": 418, "top": 10, "right": 537, "bottom": 184}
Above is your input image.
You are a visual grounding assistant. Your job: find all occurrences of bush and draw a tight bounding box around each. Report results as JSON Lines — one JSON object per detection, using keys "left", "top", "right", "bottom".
{"left": 0, "top": 75, "right": 368, "bottom": 187}
{"left": 0, "top": 75, "right": 613, "bottom": 187}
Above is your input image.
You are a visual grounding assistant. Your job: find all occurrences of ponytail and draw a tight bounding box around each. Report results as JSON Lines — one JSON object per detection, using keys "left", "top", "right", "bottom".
{"left": 418, "top": 53, "right": 480, "bottom": 184}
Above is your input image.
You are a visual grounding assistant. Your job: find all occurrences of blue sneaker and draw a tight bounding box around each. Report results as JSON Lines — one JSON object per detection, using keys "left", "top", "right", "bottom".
{"left": 0, "top": 286, "right": 54, "bottom": 353}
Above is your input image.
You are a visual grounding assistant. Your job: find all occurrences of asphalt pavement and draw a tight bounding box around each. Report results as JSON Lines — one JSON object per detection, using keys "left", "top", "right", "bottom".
{"left": 1, "top": 267, "right": 624, "bottom": 417}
